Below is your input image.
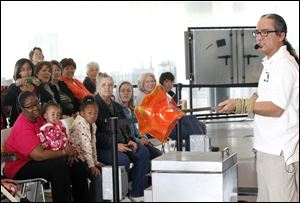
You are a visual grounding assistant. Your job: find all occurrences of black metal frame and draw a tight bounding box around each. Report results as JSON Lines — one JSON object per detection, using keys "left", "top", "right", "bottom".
{"left": 173, "top": 83, "right": 258, "bottom": 115}
{"left": 185, "top": 26, "right": 258, "bottom": 112}
{"left": 109, "top": 117, "right": 119, "bottom": 202}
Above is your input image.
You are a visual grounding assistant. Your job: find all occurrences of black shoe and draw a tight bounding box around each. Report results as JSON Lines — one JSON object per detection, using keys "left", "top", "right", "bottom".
{"left": 211, "top": 146, "right": 220, "bottom": 152}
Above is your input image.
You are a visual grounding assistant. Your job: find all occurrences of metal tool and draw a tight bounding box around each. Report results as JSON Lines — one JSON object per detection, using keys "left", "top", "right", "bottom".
{"left": 182, "top": 106, "right": 220, "bottom": 113}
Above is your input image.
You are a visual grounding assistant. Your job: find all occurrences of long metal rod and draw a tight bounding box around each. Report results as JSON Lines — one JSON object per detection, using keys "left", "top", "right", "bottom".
{"left": 173, "top": 83, "right": 258, "bottom": 88}
{"left": 110, "top": 117, "right": 119, "bottom": 202}
{"left": 182, "top": 106, "right": 220, "bottom": 113}
{"left": 176, "top": 83, "right": 182, "bottom": 151}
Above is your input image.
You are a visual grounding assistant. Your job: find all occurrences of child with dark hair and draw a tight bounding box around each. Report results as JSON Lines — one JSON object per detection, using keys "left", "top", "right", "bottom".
{"left": 37, "top": 101, "right": 69, "bottom": 151}
{"left": 70, "top": 96, "right": 103, "bottom": 202}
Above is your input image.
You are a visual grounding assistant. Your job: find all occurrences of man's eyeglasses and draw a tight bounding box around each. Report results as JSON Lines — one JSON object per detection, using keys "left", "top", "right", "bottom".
{"left": 252, "top": 30, "right": 279, "bottom": 37}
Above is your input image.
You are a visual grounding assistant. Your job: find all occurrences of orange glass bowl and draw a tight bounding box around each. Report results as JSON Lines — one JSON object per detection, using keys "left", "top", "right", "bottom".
{"left": 135, "top": 84, "right": 185, "bottom": 143}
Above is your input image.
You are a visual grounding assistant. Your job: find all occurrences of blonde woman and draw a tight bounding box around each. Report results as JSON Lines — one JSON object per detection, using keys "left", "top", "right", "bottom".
{"left": 135, "top": 72, "right": 156, "bottom": 106}
{"left": 135, "top": 72, "right": 207, "bottom": 151}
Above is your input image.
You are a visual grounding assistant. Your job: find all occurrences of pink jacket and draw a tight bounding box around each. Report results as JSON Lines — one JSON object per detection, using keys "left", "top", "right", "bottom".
{"left": 37, "top": 121, "right": 67, "bottom": 151}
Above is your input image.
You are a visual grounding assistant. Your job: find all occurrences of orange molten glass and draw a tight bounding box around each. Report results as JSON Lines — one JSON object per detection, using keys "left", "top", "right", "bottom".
{"left": 135, "top": 84, "right": 185, "bottom": 143}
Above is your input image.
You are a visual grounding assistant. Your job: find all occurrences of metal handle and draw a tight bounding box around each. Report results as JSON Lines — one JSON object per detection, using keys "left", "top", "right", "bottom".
{"left": 221, "top": 147, "right": 230, "bottom": 159}
{"left": 244, "top": 54, "right": 259, "bottom": 64}
{"left": 217, "top": 55, "right": 231, "bottom": 66}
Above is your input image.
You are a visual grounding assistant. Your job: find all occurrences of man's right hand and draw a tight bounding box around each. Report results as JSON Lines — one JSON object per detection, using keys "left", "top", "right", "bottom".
{"left": 218, "top": 99, "right": 236, "bottom": 113}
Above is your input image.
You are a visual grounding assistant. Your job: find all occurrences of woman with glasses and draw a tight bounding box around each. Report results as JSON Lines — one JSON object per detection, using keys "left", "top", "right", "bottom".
{"left": 3, "top": 91, "right": 90, "bottom": 201}
{"left": 218, "top": 13, "right": 299, "bottom": 202}
{"left": 115, "top": 80, "right": 162, "bottom": 160}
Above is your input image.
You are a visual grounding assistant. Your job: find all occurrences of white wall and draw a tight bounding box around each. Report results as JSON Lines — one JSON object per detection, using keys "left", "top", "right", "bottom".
{"left": 1, "top": 1, "right": 299, "bottom": 84}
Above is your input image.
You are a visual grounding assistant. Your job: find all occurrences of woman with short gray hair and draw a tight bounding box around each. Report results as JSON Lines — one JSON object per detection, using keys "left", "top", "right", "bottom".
{"left": 83, "top": 62, "right": 100, "bottom": 94}
{"left": 94, "top": 73, "right": 150, "bottom": 201}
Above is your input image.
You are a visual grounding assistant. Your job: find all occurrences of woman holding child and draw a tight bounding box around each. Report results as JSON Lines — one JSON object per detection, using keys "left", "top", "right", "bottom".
{"left": 3, "top": 91, "right": 89, "bottom": 201}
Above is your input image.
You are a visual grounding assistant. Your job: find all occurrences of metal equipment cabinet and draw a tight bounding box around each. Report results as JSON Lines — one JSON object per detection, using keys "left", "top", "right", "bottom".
{"left": 151, "top": 151, "right": 238, "bottom": 202}
{"left": 185, "top": 27, "right": 264, "bottom": 84}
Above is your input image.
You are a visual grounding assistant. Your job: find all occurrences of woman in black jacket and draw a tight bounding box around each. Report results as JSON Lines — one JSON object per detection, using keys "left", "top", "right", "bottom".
{"left": 83, "top": 62, "right": 100, "bottom": 94}
{"left": 4, "top": 58, "right": 41, "bottom": 126}
{"left": 95, "top": 73, "right": 150, "bottom": 201}
{"left": 49, "top": 60, "right": 79, "bottom": 116}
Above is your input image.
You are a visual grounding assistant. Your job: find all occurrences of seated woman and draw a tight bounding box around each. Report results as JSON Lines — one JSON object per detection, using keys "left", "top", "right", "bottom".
{"left": 95, "top": 73, "right": 150, "bottom": 201}
{"left": 3, "top": 91, "right": 90, "bottom": 201}
{"left": 83, "top": 61, "right": 100, "bottom": 94}
{"left": 115, "top": 80, "right": 162, "bottom": 159}
{"left": 135, "top": 73, "right": 156, "bottom": 106}
{"left": 50, "top": 60, "right": 79, "bottom": 116}
{"left": 29, "top": 47, "right": 44, "bottom": 66}
{"left": 34, "top": 61, "right": 57, "bottom": 107}
{"left": 60, "top": 58, "right": 92, "bottom": 102}
{"left": 4, "top": 58, "right": 41, "bottom": 127}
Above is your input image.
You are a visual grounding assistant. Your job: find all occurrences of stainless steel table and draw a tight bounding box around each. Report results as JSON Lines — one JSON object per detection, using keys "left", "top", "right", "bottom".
{"left": 151, "top": 151, "right": 238, "bottom": 202}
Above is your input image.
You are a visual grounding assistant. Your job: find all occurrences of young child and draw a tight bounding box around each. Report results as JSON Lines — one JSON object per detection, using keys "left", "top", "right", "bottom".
{"left": 38, "top": 101, "right": 68, "bottom": 151}
{"left": 69, "top": 96, "right": 103, "bottom": 202}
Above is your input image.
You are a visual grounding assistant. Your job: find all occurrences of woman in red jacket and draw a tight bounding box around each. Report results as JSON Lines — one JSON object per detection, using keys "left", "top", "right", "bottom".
{"left": 60, "top": 58, "right": 92, "bottom": 102}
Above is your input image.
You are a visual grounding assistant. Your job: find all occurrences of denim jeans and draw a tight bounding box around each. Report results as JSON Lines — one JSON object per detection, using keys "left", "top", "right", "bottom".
{"left": 98, "top": 144, "right": 150, "bottom": 197}
{"left": 89, "top": 175, "right": 103, "bottom": 202}
{"left": 169, "top": 115, "right": 206, "bottom": 151}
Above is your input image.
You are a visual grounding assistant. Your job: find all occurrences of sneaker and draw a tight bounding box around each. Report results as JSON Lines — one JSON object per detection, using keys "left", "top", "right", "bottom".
{"left": 130, "top": 196, "right": 144, "bottom": 202}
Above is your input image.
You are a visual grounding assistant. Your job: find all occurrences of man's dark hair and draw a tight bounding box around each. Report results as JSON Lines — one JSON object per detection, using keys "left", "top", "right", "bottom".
{"left": 159, "top": 72, "right": 175, "bottom": 85}
{"left": 262, "top": 13, "right": 299, "bottom": 64}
